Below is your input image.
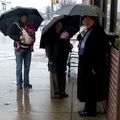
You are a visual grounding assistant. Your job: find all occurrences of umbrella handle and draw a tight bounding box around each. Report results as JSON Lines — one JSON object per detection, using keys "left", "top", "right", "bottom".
{"left": 15, "top": 22, "right": 23, "bottom": 31}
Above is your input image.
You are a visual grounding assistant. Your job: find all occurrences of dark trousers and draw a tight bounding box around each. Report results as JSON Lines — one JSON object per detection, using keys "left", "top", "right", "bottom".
{"left": 84, "top": 101, "right": 97, "bottom": 114}
{"left": 50, "top": 72, "right": 66, "bottom": 98}
{"left": 57, "top": 72, "right": 66, "bottom": 94}
{"left": 50, "top": 72, "right": 59, "bottom": 98}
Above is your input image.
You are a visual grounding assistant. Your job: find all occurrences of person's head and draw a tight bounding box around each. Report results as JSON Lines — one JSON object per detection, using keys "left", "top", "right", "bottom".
{"left": 55, "top": 21, "right": 63, "bottom": 33}
{"left": 19, "top": 13, "right": 28, "bottom": 24}
{"left": 82, "top": 16, "right": 96, "bottom": 29}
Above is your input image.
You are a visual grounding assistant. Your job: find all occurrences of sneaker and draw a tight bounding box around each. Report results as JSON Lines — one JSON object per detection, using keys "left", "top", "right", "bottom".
{"left": 17, "top": 85, "right": 22, "bottom": 89}
{"left": 24, "top": 84, "right": 32, "bottom": 88}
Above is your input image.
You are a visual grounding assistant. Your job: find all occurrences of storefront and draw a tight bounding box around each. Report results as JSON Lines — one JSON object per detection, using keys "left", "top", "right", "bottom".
{"left": 84, "top": 0, "right": 120, "bottom": 33}
{"left": 92, "top": 1, "right": 120, "bottom": 120}
{"left": 94, "top": 0, "right": 120, "bottom": 33}
{"left": 116, "top": 0, "right": 120, "bottom": 34}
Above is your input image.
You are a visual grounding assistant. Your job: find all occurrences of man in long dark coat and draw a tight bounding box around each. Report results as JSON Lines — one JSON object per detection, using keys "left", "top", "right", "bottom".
{"left": 77, "top": 16, "right": 109, "bottom": 116}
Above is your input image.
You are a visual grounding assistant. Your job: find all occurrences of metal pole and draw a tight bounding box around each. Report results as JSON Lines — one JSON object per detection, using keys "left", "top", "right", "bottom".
{"left": 102, "top": 0, "right": 107, "bottom": 29}
{"left": 51, "top": 0, "right": 53, "bottom": 11}
{"left": 110, "top": 0, "right": 118, "bottom": 32}
{"left": 94, "top": 0, "right": 100, "bottom": 7}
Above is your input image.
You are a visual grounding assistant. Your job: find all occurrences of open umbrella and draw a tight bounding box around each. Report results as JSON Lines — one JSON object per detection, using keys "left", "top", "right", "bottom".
{"left": 40, "top": 15, "right": 80, "bottom": 48}
{"left": 56, "top": 4, "right": 105, "bottom": 17}
{"left": 0, "top": 6, "right": 43, "bottom": 36}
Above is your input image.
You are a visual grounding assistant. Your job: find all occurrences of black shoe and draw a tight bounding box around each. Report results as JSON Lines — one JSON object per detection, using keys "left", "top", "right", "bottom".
{"left": 78, "top": 111, "right": 96, "bottom": 117}
{"left": 60, "top": 93, "right": 69, "bottom": 98}
{"left": 53, "top": 94, "right": 61, "bottom": 99}
{"left": 24, "top": 84, "right": 32, "bottom": 88}
{"left": 17, "top": 85, "right": 22, "bottom": 89}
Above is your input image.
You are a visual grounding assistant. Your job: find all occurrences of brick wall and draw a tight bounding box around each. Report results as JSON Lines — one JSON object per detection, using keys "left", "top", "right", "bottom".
{"left": 106, "top": 47, "right": 120, "bottom": 120}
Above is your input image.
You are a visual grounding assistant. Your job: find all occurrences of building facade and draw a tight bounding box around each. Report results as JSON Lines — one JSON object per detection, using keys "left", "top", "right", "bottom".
{"left": 0, "top": 0, "right": 11, "bottom": 14}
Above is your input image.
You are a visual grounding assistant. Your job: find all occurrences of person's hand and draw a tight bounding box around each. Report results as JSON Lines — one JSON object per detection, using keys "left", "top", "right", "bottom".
{"left": 29, "top": 37, "right": 35, "bottom": 43}
{"left": 20, "top": 35, "right": 24, "bottom": 40}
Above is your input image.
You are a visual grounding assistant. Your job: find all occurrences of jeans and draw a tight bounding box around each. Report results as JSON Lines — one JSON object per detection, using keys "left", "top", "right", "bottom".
{"left": 15, "top": 50, "right": 31, "bottom": 86}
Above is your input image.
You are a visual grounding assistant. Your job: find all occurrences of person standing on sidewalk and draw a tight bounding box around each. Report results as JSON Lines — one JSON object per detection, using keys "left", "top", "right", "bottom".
{"left": 45, "top": 22, "right": 72, "bottom": 98}
{"left": 77, "top": 16, "right": 109, "bottom": 117}
{"left": 9, "top": 13, "right": 35, "bottom": 89}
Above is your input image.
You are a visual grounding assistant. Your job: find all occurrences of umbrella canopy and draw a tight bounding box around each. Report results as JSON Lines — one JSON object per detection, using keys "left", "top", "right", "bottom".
{"left": 40, "top": 15, "right": 80, "bottom": 48}
{"left": 0, "top": 6, "right": 43, "bottom": 36}
{"left": 56, "top": 4, "right": 105, "bottom": 17}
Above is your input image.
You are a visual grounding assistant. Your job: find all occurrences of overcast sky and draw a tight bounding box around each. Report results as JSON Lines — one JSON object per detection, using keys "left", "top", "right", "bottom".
{"left": 10, "top": 0, "right": 82, "bottom": 11}
{"left": 10, "top": 0, "right": 51, "bottom": 11}
{"left": 6, "top": 0, "right": 120, "bottom": 12}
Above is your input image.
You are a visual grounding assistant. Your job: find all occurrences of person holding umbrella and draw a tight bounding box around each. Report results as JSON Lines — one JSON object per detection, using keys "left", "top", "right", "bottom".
{"left": 40, "top": 15, "right": 80, "bottom": 99}
{"left": 9, "top": 13, "right": 35, "bottom": 89}
{"left": 0, "top": 7, "right": 43, "bottom": 89}
{"left": 77, "top": 16, "right": 109, "bottom": 116}
{"left": 45, "top": 21, "right": 72, "bottom": 99}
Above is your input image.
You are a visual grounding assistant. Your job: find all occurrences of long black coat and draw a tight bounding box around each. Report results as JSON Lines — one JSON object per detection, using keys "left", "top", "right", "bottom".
{"left": 46, "top": 30, "right": 71, "bottom": 73}
{"left": 77, "top": 23, "right": 109, "bottom": 102}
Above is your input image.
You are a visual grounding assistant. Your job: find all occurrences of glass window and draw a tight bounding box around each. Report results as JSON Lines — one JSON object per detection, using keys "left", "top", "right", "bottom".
{"left": 116, "top": 0, "right": 120, "bottom": 34}
{"left": 106, "top": 0, "right": 111, "bottom": 31}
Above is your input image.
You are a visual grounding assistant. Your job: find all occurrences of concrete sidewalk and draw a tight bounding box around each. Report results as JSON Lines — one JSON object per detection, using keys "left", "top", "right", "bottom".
{"left": 0, "top": 53, "right": 106, "bottom": 120}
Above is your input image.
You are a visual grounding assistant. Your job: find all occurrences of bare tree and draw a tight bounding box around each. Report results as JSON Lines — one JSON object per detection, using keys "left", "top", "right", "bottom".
{"left": 58, "top": 0, "right": 76, "bottom": 7}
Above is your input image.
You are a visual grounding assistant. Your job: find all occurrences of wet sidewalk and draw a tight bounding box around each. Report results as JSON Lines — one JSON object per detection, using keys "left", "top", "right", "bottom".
{"left": 0, "top": 52, "right": 106, "bottom": 120}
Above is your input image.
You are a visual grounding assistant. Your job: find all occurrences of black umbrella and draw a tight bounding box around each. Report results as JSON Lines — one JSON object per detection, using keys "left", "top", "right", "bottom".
{"left": 0, "top": 6, "right": 43, "bottom": 36}
{"left": 40, "top": 15, "right": 80, "bottom": 48}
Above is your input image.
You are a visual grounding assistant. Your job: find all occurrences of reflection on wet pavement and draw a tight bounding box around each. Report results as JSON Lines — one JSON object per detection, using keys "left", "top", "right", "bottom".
{"left": 0, "top": 34, "right": 106, "bottom": 120}
{"left": 16, "top": 89, "right": 31, "bottom": 113}
{"left": 16, "top": 89, "right": 32, "bottom": 120}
